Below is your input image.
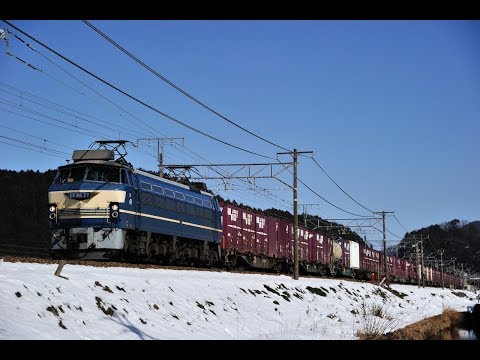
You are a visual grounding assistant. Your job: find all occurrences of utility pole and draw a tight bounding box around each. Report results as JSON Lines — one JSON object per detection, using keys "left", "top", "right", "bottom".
{"left": 453, "top": 259, "right": 456, "bottom": 289}
{"left": 301, "top": 204, "right": 320, "bottom": 227}
{"left": 461, "top": 263, "right": 464, "bottom": 289}
{"left": 414, "top": 238, "right": 421, "bottom": 288}
{"left": 137, "top": 137, "right": 184, "bottom": 177}
{"left": 374, "top": 211, "right": 394, "bottom": 287}
{"left": 420, "top": 234, "right": 427, "bottom": 287}
{"left": 440, "top": 249, "right": 444, "bottom": 289}
{"left": 277, "top": 149, "right": 313, "bottom": 280}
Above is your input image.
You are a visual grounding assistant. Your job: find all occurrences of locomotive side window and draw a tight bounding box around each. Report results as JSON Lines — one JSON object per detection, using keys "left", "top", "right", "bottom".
{"left": 185, "top": 194, "right": 194, "bottom": 203}
{"left": 153, "top": 185, "right": 163, "bottom": 194}
{"left": 203, "top": 200, "right": 212, "bottom": 208}
{"left": 194, "top": 197, "right": 203, "bottom": 205}
{"left": 164, "top": 188, "right": 174, "bottom": 197}
{"left": 140, "top": 181, "right": 152, "bottom": 191}
{"left": 175, "top": 191, "right": 185, "bottom": 200}
{"left": 141, "top": 193, "right": 154, "bottom": 206}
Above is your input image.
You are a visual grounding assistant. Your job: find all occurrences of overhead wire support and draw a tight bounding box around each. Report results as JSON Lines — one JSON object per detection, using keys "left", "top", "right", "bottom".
{"left": 373, "top": 210, "right": 394, "bottom": 287}
{"left": 2, "top": 20, "right": 274, "bottom": 160}
{"left": 82, "top": 20, "right": 290, "bottom": 152}
{"left": 277, "top": 149, "right": 313, "bottom": 281}
{"left": 137, "top": 137, "right": 184, "bottom": 177}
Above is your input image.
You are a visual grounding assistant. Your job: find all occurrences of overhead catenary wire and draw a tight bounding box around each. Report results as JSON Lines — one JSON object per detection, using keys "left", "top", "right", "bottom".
{"left": 2, "top": 21, "right": 274, "bottom": 160}
{"left": 4, "top": 47, "right": 86, "bottom": 96}
{"left": 275, "top": 158, "right": 369, "bottom": 217}
{"left": 311, "top": 157, "right": 374, "bottom": 214}
{"left": 82, "top": 20, "right": 291, "bottom": 153}
{"left": 7, "top": 35, "right": 160, "bottom": 138}
{"left": 0, "top": 104, "right": 162, "bottom": 163}
{"left": 0, "top": 123, "right": 74, "bottom": 151}
{"left": 393, "top": 214, "right": 409, "bottom": 234}
{"left": 0, "top": 135, "right": 70, "bottom": 157}
{"left": 0, "top": 140, "right": 66, "bottom": 159}
{"left": 0, "top": 85, "right": 153, "bottom": 140}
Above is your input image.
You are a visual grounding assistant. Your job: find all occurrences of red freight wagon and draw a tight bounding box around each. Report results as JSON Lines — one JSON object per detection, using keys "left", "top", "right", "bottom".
{"left": 298, "top": 227, "right": 310, "bottom": 261}
{"left": 277, "top": 219, "right": 292, "bottom": 259}
{"left": 342, "top": 239, "right": 350, "bottom": 270}
{"left": 308, "top": 232, "right": 324, "bottom": 263}
{"left": 221, "top": 202, "right": 242, "bottom": 251}
{"left": 395, "top": 258, "right": 407, "bottom": 280}
{"left": 255, "top": 212, "right": 269, "bottom": 255}
{"left": 360, "top": 245, "right": 376, "bottom": 273}
{"left": 266, "top": 215, "right": 278, "bottom": 257}
{"left": 241, "top": 207, "right": 255, "bottom": 253}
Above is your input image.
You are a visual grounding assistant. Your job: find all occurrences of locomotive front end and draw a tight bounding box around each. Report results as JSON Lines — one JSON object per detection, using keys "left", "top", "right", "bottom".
{"left": 48, "top": 148, "right": 135, "bottom": 259}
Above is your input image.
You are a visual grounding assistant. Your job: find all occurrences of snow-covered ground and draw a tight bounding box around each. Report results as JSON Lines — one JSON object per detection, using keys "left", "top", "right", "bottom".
{"left": 0, "top": 259, "right": 477, "bottom": 340}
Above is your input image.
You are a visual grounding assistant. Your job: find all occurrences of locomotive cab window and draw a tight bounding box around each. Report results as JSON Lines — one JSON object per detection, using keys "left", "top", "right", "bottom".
{"left": 55, "top": 166, "right": 86, "bottom": 184}
{"left": 86, "top": 166, "right": 120, "bottom": 183}
{"left": 121, "top": 169, "right": 131, "bottom": 185}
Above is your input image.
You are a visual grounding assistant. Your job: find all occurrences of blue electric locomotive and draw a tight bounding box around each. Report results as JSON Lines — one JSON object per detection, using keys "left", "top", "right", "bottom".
{"left": 48, "top": 141, "right": 223, "bottom": 264}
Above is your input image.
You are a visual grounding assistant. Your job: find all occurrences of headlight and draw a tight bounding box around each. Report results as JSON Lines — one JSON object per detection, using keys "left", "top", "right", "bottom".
{"left": 49, "top": 205, "right": 56, "bottom": 212}
{"left": 111, "top": 204, "right": 119, "bottom": 211}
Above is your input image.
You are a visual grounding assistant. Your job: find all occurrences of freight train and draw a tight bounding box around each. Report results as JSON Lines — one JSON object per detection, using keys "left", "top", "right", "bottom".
{"left": 47, "top": 141, "right": 463, "bottom": 288}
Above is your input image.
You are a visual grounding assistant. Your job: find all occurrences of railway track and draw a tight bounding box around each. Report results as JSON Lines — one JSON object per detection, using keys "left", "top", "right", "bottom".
{"left": 0, "top": 255, "right": 375, "bottom": 285}
{"left": 0, "top": 255, "right": 280, "bottom": 277}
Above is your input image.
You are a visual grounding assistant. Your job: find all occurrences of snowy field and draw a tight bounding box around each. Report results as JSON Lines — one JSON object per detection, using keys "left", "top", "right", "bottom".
{"left": 0, "top": 259, "right": 476, "bottom": 340}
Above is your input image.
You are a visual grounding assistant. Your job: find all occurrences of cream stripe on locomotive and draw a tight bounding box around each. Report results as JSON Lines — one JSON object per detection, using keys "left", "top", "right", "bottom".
{"left": 49, "top": 190, "right": 127, "bottom": 211}
{"left": 120, "top": 209, "right": 223, "bottom": 233}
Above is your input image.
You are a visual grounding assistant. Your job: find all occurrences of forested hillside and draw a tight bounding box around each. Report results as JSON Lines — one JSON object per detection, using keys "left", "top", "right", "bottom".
{"left": 0, "top": 169, "right": 56, "bottom": 257}
{"left": 396, "top": 219, "right": 480, "bottom": 274}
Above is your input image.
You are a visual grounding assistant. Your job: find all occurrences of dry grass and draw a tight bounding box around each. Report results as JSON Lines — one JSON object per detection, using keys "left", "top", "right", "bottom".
{"left": 355, "top": 302, "right": 399, "bottom": 340}
{"left": 383, "top": 308, "right": 462, "bottom": 340}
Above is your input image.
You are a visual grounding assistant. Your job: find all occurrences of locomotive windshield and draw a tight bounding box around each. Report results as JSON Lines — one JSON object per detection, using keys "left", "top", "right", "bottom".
{"left": 54, "top": 165, "right": 130, "bottom": 184}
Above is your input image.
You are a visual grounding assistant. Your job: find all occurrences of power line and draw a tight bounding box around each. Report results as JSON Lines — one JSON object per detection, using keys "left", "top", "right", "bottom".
{"left": 0, "top": 105, "right": 99, "bottom": 138}
{"left": 275, "top": 159, "right": 369, "bottom": 217}
{"left": 298, "top": 177, "right": 368, "bottom": 217}
{"left": 3, "top": 20, "right": 274, "bottom": 160}
{"left": 0, "top": 140, "right": 65, "bottom": 159}
{"left": 311, "top": 157, "right": 374, "bottom": 213}
{"left": 393, "top": 214, "right": 409, "bottom": 234}
{"left": 82, "top": 20, "right": 291, "bottom": 153}
{"left": 0, "top": 85, "right": 152, "bottom": 140}
{"left": 7, "top": 35, "right": 161, "bottom": 138}
{"left": 0, "top": 123, "right": 73, "bottom": 151}
{"left": 3, "top": 47, "right": 86, "bottom": 96}
{"left": 0, "top": 135, "right": 70, "bottom": 158}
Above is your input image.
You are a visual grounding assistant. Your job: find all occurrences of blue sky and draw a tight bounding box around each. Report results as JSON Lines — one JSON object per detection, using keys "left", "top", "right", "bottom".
{"left": 1, "top": 20, "right": 479, "bottom": 249}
